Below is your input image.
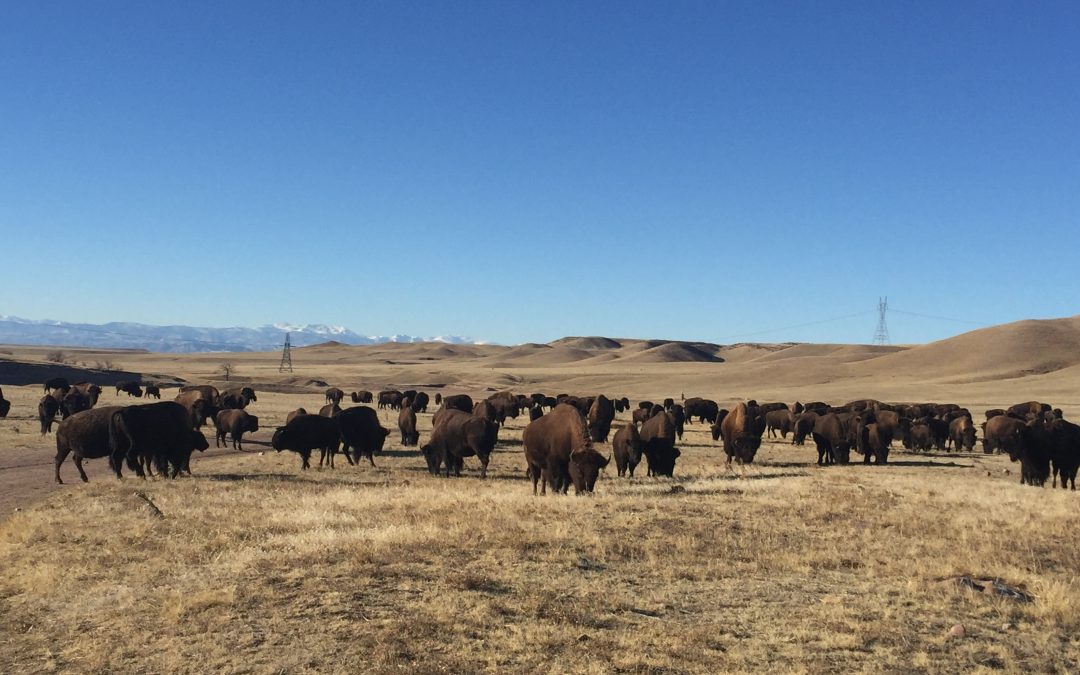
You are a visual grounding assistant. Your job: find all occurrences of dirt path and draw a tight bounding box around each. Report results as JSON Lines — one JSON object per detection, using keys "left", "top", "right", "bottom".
{"left": 0, "top": 431, "right": 276, "bottom": 518}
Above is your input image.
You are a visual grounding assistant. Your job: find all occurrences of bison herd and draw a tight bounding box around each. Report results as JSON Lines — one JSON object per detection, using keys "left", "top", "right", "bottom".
{"left": 10, "top": 378, "right": 1077, "bottom": 495}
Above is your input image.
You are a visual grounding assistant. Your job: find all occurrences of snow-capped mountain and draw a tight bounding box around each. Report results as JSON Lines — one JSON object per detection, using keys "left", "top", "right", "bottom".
{"left": 0, "top": 316, "right": 479, "bottom": 353}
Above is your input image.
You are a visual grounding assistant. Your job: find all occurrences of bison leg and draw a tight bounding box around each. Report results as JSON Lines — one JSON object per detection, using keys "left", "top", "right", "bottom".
{"left": 74, "top": 455, "right": 90, "bottom": 483}
{"left": 479, "top": 456, "right": 488, "bottom": 479}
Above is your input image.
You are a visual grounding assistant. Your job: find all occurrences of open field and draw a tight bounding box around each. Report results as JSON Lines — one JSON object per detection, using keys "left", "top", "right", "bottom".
{"left": 2, "top": 318, "right": 1080, "bottom": 672}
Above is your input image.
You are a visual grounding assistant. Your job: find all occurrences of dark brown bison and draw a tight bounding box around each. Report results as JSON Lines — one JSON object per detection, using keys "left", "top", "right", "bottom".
{"left": 271, "top": 414, "right": 341, "bottom": 470}
{"left": 671, "top": 404, "right": 685, "bottom": 441}
{"left": 434, "top": 392, "right": 443, "bottom": 406}
{"left": 413, "top": 391, "right": 430, "bottom": 412}
{"left": 325, "top": 387, "right": 345, "bottom": 406}
{"left": 613, "top": 397, "right": 630, "bottom": 413}
{"left": 115, "top": 380, "right": 143, "bottom": 398}
{"left": 529, "top": 405, "right": 544, "bottom": 421}
{"left": 144, "top": 384, "right": 161, "bottom": 399}
{"left": 765, "top": 409, "right": 794, "bottom": 439}
{"left": 757, "top": 402, "right": 790, "bottom": 414}
{"left": 221, "top": 386, "right": 257, "bottom": 409}
{"left": 350, "top": 390, "right": 373, "bottom": 404}
{"left": 214, "top": 409, "right": 259, "bottom": 450}
{"left": 720, "top": 403, "right": 766, "bottom": 467}
{"left": 811, "top": 413, "right": 851, "bottom": 465}
{"left": 473, "top": 400, "right": 499, "bottom": 425}
{"left": 639, "top": 412, "right": 680, "bottom": 477}
{"left": 338, "top": 406, "right": 391, "bottom": 467}
{"left": 801, "top": 401, "right": 830, "bottom": 416}
{"left": 38, "top": 394, "right": 61, "bottom": 435}
{"left": 1012, "top": 417, "right": 1054, "bottom": 486}
{"left": 71, "top": 382, "right": 102, "bottom": 407}
{"left": 54, "top": 406, "right": 123, "bottom": 483}
{"left": 1045, "top": 417, "right": 1080, "bottom": 490}
{"left": 1007, "top": 401, "right": 1051, "bottom": 418}
{"left": 709, "top": 409, "right": 731, "bottom": 441}
{"left": 286, "top": 408, "right": 308, "bottom": 425}
{"left": 637, "top": 400, "right": 654, "bottom": 411}
{"left": 907, "top": 420, "right": 933, "bottom": 452}
{"left": 487, "top": 396, "right": 519, "bottom": 424}
{"left": 792, "top": 411, "right": 819, "bottom": 445}
{"left": 44, "top": 377, "right": 71, "bottom": 394}
{"left": 854, "top": 411, "right": 891, "bottom": 465}
{"left": 632, "top": 408, "right": 652, "bottom": 426}
{"left": 398, "top": 406, "right": 419, "bottom": 446}
{"left": 662, "top": 397, "right": 675, "bottom": 411}
{"left": 421, "top": 409, "right": 499, "bottom": 478}
{"left": 948, "top": 416, "right": 976, "bottom": 452}
{"left": 59, "top": 389, "right": 93, "bottom": 419}
{"left": 441, "top": 394, "right": 473, "bottom": 414}
{"left": 984, "top": 408, "right": 1006, "bottom": 420}
{"left": 587, "top": 394, "right": 616, "bottom": 443}
{"left": 612, "top": 423, "right": 643, "bottom": 477}
{"left": 682, "top": 397, "right": 719, "bottom": 424}
{"left": 108, "top": 402, "right": 210, "bottom": 479}
{"left": 377, "top": 390, "right": 404, "bottom": 409}
{"left": 522, "top": 404, "right": 609, "bottom": 494}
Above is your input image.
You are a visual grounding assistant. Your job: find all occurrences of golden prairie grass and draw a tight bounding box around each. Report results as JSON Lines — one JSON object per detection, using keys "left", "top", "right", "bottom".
{"left": 1, "top": 401, "right": 1078, "bottom": 674}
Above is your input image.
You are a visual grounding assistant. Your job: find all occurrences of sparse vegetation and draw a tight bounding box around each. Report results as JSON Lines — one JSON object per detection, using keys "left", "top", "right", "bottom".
{"left": 218, "top": 361, "right": 236, "bottom": 382}
{"left": 44, "top": 350, "right": 66, "bottom": 364}
{"left": 94, "top": 359, "right": 119, "bottom": 371}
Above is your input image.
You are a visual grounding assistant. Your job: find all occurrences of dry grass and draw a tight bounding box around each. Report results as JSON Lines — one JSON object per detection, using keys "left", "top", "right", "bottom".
{"left": 2, "top": 402, "right": 1078, "bottom": 673}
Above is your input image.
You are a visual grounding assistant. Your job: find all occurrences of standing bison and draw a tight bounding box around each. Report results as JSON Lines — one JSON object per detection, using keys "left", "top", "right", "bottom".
{"left": 398, "top": 405, "right": 420, "bottom": 446}
{"left": 612, "top": 423, "right": 643, "bottom": 477}
{"left": 639, "top": 412, "right": 680, "bottom": 477}
{"left": 523, "top": 404, "right": 609, "bottom": 494}
{"left": 325, "top": 388, "right": 345, "bottom": 406}
{"left": 719, "top": 403, "right": 766, "bottom": 467}
{"left": 108, "top": 402, "right": 210, "bottom": 479}
{"left": 421, "top": 409, "right": 499, "bottom": 478}
{"left": 587, "top": 394, "right": 616, "bottom": 443}
{"left": 214, "top": 409, "right": 259, "bottom": 451}
{"left": 271, "top": 414, "right": 341, "bottom": 470}
{"left": 54, "top": 406, "right": 123, "bottom": 483}
{"left": 338, "top": 406, "right": 391, "bottom": 467}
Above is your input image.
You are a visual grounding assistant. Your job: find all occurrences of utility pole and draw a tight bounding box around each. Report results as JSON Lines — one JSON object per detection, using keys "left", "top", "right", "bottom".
{"left": 279, "top": 333, "right": 293, "bottom": 372}
{"left": 873, "top": 297, "right": 890, "bottom": 346}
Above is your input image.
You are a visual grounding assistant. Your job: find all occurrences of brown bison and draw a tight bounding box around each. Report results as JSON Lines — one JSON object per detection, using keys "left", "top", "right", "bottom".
{"left": 792, "top": 411, "right": 819, "bottom": 445}
{"left": 948, "top": 416, "right": 977, "bottom": 452}
{"left": 765, "top": 409, "right": 794, "bottom": 439}
{"left": 54, "top": 406, "right": 123, "bottom": 483}
{"left": 639, "top": 412, "right": 680, "bottom": 477}
{"left": 221, "top": 386, "right": 257, "bottom": 409}
{"left": 108, "top": 402, "right": 210, "bottom": 479}
{"left": 214, "top": 409, "right": 259, "bottom": 450}
{"left": 398, "top": 406, "right": 419, "bottom": 446}
{"left": 587, "top": 394, "right": 616, "bottom": 443}
{"left": 811, "top": 413, "right": 851, "bottom": 465}
{"left": 144, "top": 384, "right": 162, "bottom": 399}
{"left": 319, "top": 403, "right": 342, "bottom": 417}
{"left": 44, "top": 377, "right": 71, "bottom": 394}
{"left": 59, "top": 389, "right": 93, "bottom": 419}
{"left": 286, "top": 408, "right": 308, "bottom": 425}
{"left": 719, "top": 403, "right": 766, "bottom": 466}
{"left": 350, "top": 390, "right": 374, "bottom": 404}
{"left": 71, "top": 382, "right": 102, "bottom": 407}
{"left": 175, "top": 389, "right": 220, "bottom": 429}
{"left": 982, "top": 415, "right": 1026, "bottom": 456}
{"left": 522, "top": 404, "right": 609, "bottom": 494}
{"left": 38, "top": 394, "right": 61, "bottom": 435}
{"left": 529, "top": 405, "right": 544, "bottom": 421}
{"left": 421, "top": 409, "right": 499, "bottom": 478}
{"left": 473, "top": 400, "right": 499, "bottom": 425}
{"left": 338, "top": 406, "right": 391, "bottom": 467}
{"left": 271, "top": 414, "right": 341, "bottom": 470}
{"left": 612, "top": 423, "right": 643, "bottom": 477}
{"left": 115, "top": 380, "right": 143, "bottom": 398}
{"left": 441, "top": 394, "right": 474, "bottom": 414}
{"left": 682, "top": 397, "right": 719, "bottom": 424}
{"left": 325, "top": 387, "right": 345, "bottom": 405}
{"left": 377, "top": 390, "right": 403, "bottom": 409}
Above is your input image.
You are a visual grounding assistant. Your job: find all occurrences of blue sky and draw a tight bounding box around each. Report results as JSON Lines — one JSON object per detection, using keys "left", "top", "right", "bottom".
{"left": 2, "top": 1, "right": 1077, "bottom": 345}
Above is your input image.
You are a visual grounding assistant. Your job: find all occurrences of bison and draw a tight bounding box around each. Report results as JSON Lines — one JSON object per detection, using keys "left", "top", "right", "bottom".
{"left": 398, "top": 405, "right": 420, "bottom": 446}
{"left": 325, "top": 387, "right": 345, "bottom": 406}
{"left": 144, "top": 384, "right": 162, "bottom": 399}
{"left": 338, "top": 406, "right": 391, "bottom": 467}
{"left": 116, "top": 380, "right": 143, "bottom": 398}
{"left": 350, "top": 390, "right": 374, "bottom": 404}
{"left": 811, "top": 413, "right": 851, "bottom": 465}
{"left": 54, "top": 406, "right": 123, "bottom": 483}
{"left": 421, "top": 409, "right": 499, "bottom": 478}
{"left": 682, "top": 397, "right": 719, "bottom": 424}
{"left": 214, "top": 409, "right": 259, "bottom": 451}
{"left": 587, "top": 394, "right": 616, "bottom": 443}
{"left": 639, "top": 412, "right": 680, "bottom": 477}
{"left": 271, "top": 414, "right": 341, "bottom": 470}
{"left": 948, "top": 415, "right": 977, "bottom": 452}
{"left": 719, "top": 403, "right": 766, "bottom": 467}
{"left": 522, "top": 404, "right": 609, "bottom": 494}
{"left": 38, "top": 394, "right": 61, "bottom": 435}
{"left": 108, "top": 402, "right": 210, "bottom": 479}
{"left": 612, "top": 423, "right": 643, "bottom": 477}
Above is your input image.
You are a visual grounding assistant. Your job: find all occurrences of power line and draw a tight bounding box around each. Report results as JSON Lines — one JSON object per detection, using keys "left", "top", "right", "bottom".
{"left": 715, "top": 310, "right": 875, "bottom": 341}
{"left": 889, "top": 308, "right": 988, "bottom": 327}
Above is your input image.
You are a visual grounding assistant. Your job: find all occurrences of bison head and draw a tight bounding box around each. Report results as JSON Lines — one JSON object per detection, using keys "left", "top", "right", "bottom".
{"left": 246, "top": 415, "right": 260, "bottom": 433}
{"left": 190, "top": 430, "right": 210, "bottom": 452}
{"left": 271, "top": 427, "right": 288, "bottom": 451}
{"left": 569, "top": 449, "right": 609, "bottom": 494}
{"left": 419, "top": 444, "right": 440, "bottom": 475}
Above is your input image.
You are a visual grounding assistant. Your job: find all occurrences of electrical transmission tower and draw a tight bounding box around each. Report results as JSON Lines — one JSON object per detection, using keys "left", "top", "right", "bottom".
{"left": 873, "top": 297, "right": 890, "bottom": 345}
{"left": 279, "top": 333, "right": 293, "bottom": 372}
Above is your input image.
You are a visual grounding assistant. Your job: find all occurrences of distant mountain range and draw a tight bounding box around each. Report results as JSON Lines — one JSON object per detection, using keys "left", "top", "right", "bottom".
{"left": 0, "top": 316, "right": 479, "bottom": 353}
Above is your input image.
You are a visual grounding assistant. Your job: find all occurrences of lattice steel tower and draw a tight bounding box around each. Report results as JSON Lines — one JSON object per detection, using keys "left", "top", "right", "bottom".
{"left": 279, "top": 333, "right": 293, "bottom": 372}
{"left": 873, "top": 297, "right": 890, "bottom": 345}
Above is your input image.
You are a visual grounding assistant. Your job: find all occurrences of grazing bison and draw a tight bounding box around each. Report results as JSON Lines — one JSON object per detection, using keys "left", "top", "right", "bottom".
{"left": 587, "top": 394, "right": 616, "bottom": 443}
{"left": 325, "top": 387, "right": 345, "bottom": 406}
{"left": 792, "top": 411, "right": 819, "bottom": 446}
{"left": 350, "top": 390, "right": 374, "bottom": 404}
{"left": 144, "top": 384, "right": 161, "bottom": 399}
{"left": 612, "top": 423, "right": 643, "bottom": 477}
{"left": 522, "top": 404, "right": 609, "bottom": 494}
{"left": 54, "top": 406, "right": 124, "bottom": 483}
{"left": 907, "top": 420, "right": 933, "bottom": 452}
{"left": 682, "top": 397, "right": 719, "bottom": 424}
{"left": 338, "top": 406, "right": 391, "bottom": 467}
{"left": 271, "top": 414, "right": 340, "bottom": 470}
{"left": 765, "top": 409, "right": 794, "bottom": 439}
{"left": 421, "top": 409, "right": 499, "bottom": 478}
{"left": 214, "top": 409, "right": 259, "bottom": 451}
{"left": 38, "top": 394, "right": 61, "bottom": 435}
{"left": 639, "top": 412, "right": 680, "bottom": 477}
{"left": 709, "top": 409, "right": 731, "bottom": 441}
{"left": 108, "top": 402, "right": 210, "bottom": 479}
{"left": 44, "top": 377, "right": 71, "bottom": 394}
{"left": 441, "top": 394, "right": 474, "bottom": 414}
{"left": 115, "top": 380, "right": 143, "bottom": 398}
{"left": 398, "top": 406, "right": 419, "bottom": 446}
{"left": 286, "top": 408, "right": 308, "bottom": 425}
{"left": 948, "top": 416, "right": 977, "bottom": 452}
{"left": 720, "top": 403, "right": 766, "bottom": 467}
{"left": 811, "top": 413, "right": 851, "bottom": 465}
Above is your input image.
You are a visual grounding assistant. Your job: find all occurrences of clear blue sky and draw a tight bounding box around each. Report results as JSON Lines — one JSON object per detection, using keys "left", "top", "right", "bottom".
{"left": 2, "top": 1, "right": 1077, "bottom": 345}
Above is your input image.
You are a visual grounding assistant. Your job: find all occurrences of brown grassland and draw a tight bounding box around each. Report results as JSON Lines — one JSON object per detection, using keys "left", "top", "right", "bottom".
{"left": 1, "top": 320, "right": 1079, "bottom": 673}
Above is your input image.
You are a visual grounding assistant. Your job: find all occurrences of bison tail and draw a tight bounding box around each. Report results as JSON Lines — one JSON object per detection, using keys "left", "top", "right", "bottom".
{"left": 107, "top": 409, "right": 135, "bottom": 476}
